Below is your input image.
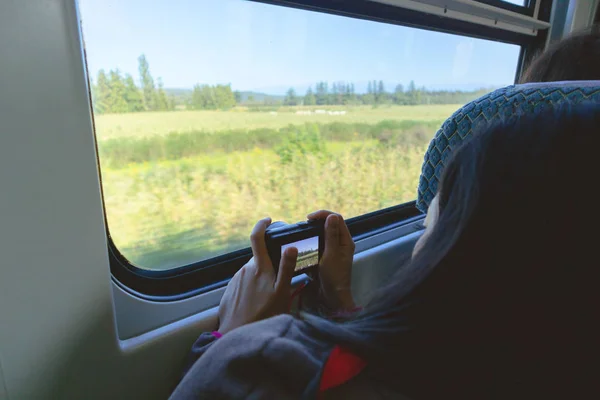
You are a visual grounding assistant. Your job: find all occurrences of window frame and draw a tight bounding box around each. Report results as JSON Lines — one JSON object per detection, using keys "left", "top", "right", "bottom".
{"left": 109, "top": 202, "right": 423, "bottom": 300}
{"left": 473, "top": 0, "right": 533, "bottom": 16}
{"left": 98, "top": 0, "right": 553, "bottom": 300}
{"left": 251, "top": 0, "right": 541, "bottom": 44}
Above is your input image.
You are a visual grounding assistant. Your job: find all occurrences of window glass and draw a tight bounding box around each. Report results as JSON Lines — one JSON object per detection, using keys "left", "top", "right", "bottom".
{"left": 475, "top": 0, "right": 527, "bottom": 7}
{"left": 476, "top": 0, "right": 527, "bottom": 7}
{"left": 79, "top": 0, "right": 520, "bottom": 270}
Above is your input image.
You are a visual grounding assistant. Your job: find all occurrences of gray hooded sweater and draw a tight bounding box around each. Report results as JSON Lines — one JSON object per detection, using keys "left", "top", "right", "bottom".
{"left": 169, "top": 314, "right": 409, "bottom": 399}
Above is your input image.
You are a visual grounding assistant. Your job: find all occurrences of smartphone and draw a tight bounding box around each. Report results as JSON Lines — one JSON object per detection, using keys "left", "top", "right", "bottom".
{"left": 265, "top": 220, "right": 325, "bottom": 275}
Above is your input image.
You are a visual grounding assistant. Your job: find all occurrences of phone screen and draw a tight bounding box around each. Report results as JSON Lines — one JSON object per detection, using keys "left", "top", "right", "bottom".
{"left": 282, "top": 236, "right": 319, "bottom": 272}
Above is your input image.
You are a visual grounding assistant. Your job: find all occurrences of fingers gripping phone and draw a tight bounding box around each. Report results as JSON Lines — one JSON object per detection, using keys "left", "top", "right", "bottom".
{"left": 265, "top": 220, "right": 325, "bottom": 275}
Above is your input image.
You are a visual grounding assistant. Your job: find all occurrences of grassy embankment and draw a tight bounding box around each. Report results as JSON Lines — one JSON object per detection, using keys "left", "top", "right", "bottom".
{"left": 96, "top": 104, "right": 460, "bottom": 269}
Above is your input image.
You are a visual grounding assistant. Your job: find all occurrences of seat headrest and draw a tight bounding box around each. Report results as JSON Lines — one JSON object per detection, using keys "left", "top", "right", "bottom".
{"left": 416, "top": 81, "right": 600, "bottom": 213}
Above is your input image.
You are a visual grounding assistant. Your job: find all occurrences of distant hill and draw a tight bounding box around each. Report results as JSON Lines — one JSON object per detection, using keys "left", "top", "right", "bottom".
{"left": 163, "top": 88, "right": 193, "bottom": 97}
{"left": 163, "top": 88, "right": 191, "bottom": 105}
{"left": 164, "top": 88, "right": 284, "bottom": 105}
{"left": 163, "top": 84, "right": 496, "bottom": 108}
{"left": 238, "top": 91, "right": 285, "bottom": 103}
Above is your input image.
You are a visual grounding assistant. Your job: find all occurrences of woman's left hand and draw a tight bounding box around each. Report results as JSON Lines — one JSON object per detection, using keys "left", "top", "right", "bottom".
{"left": 217, "top": 217, "right": 298, "bottom": 335}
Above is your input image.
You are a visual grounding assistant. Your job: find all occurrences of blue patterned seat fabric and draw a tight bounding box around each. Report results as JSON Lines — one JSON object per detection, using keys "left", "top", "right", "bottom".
{"left": 416, "top": 81, "right": 600, "bottom": 213}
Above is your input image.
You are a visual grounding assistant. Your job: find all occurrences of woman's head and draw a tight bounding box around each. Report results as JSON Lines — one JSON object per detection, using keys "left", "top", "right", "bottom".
{"left": 520, "top": 26, "right": 600, "bottom": 83}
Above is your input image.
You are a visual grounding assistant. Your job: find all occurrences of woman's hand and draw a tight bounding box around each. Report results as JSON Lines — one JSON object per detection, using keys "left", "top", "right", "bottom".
{"left": 218, "top": 217, "right": 298, "bottom": 335}
{"left": 307, "top": 210, "right": 356, "bottom": 312}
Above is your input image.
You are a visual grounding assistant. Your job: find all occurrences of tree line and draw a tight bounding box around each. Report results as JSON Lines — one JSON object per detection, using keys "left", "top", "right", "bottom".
{"left": 90, "top": 55, "right": 492, "bottom": 114}
{"left": 90, "top": 55, "right": 237, "bottom": 114}
{"left": 91, "top": 55, "right": 176, "bottom": 114}
{"left": 284, "top": 80, "right": 490, "bottom": 107}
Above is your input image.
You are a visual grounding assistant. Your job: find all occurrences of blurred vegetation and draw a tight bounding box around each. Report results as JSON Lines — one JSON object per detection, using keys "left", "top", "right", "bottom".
{"left": 102, "top": 140, "right": 429, "bottom": 270}
{"left": 95, "top": 105, "right": 466, "bottom": 270}
{"left": 98, "top": 120, "right": 441, "bottom": 168}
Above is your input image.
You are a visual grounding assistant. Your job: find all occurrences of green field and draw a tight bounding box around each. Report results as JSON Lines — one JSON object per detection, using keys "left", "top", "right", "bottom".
{"left": 96, "top": 105, "right": 462, "bottom": 270}
{"left": 94, "top": 104, "right": 460, "bottom": 139}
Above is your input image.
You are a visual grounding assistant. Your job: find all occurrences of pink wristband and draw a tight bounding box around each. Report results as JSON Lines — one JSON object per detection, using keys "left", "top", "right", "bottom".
{"left": 211, "top": 331, "right": 223, "bottom": 339}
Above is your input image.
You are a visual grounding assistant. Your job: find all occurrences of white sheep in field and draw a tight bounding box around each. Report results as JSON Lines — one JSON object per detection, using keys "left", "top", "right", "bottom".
{"left": 269, "top": 111, "right": 278, "bottom": 116}
{"left": 315, "top": 109, "right": 326, "bottom": 114}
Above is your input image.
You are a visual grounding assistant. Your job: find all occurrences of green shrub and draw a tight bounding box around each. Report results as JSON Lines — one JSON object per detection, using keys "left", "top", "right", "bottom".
{"left": 97, "top": 119, "right": 442, "bottom": 168}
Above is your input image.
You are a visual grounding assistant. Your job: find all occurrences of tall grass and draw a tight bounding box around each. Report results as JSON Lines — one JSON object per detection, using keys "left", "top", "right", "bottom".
{"left": 98, "top": 119, "right": 442, "bottom": 168}
{"left": 102, "top": 140, "right": 429, "bottom": 270}
{"left": 96, "top": 106, "right": 460, "bottom": 270}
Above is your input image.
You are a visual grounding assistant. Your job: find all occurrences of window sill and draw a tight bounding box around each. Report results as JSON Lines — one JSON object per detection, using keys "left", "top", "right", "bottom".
{"left": 113, "top": 215, "right": 425, "bottom": 341}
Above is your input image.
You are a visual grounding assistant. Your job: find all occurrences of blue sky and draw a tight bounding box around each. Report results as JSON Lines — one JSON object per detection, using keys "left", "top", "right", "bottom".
{"left": 282, "top": 236, "right": 318, "bottom": 254}
{"left": 78, "top": 0, "right": 521, "bottom": 94}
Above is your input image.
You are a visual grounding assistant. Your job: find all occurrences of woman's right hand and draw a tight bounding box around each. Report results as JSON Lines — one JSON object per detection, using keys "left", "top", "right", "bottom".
{"left": 307, "top": 210, "right": 356, "bottom": 312}
{"left": 217, "top": 217, "right": 298, "bottom": 335}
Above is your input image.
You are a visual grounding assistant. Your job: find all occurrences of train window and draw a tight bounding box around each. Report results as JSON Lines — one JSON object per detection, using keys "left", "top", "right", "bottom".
{"left": 80, "top": 0, "right": 520, "bottom": 272}
{"left": 79, "top": 0, "right": 534, "bottom": 296}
